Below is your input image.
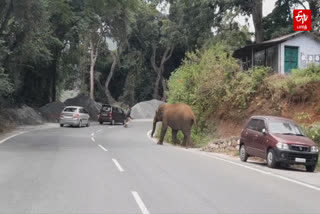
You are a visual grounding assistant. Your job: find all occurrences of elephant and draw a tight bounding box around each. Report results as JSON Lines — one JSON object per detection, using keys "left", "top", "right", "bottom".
{"left": 151, "top": 103, "right": 196, "bottom": 148}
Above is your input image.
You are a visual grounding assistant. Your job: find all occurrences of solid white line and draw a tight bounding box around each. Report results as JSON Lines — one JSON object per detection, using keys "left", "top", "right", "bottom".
{"left": 112, "top": 159, "right": 124, "bottom": 172}
{"left": 91, "top": 137, "right": 95, "bottom": 142}
{"left": 146, "top": 130, "right": 320, "bottom": 192}
{"left": 131, "top": 191, "right": 150, "bottom": 214}
{"left": 186, "top": 150, "right": 320, "bottom": 192}
{"left": 0, "top": 131, "right": 27, "bottom": 144}
{"left": 98, "top": 144, "right": 108, "bottom": 152}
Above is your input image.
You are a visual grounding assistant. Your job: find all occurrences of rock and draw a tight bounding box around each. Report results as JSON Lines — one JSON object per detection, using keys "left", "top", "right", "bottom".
{"left": 64, "top": 94, "right": 102, "bottom": 121}
{"left": 131, "top": 99, "right": 165, "bottom": 119}
{"left": 39, "top": 101, "right": 65, "bottom": 122}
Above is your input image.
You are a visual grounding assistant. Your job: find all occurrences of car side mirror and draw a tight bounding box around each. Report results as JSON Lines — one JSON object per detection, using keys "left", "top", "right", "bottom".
{"left": 262, "top": 128, "right": 267, "bottom": 135}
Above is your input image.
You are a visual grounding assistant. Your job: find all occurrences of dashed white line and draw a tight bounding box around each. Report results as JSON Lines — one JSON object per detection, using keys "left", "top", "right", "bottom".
{"left": 112, "top": 159, "right": 124, "bottom": 172}
{"left": 96, "top": 129, "right": 103, "bottom": 133}
{"left": 131, "top": 191, "right": 150, "bottom": 214}
{"left": 98, "top": 144, "right": 108, "bottom": 152}
{"left": 0, "top": 131, "right": 27, "bottom": 144}
{"left": 91, "top": 133, "right": 95, "bottom": 137}
{"left": 91, "top": 137, "right": 95, "bottom": 142}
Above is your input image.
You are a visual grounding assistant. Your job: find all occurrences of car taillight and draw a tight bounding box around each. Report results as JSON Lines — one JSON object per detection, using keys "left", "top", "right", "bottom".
{"left": 60, "top": 113, "right": 63, "bottom": 118}
{"left": 98, "top": 114, "right": 100, "bottom": 118}
{"left": 73, "top": 113, "right": 80, "bottom": 119}
{"left": 109, "top": 112, "right": 112, "bottom": 118}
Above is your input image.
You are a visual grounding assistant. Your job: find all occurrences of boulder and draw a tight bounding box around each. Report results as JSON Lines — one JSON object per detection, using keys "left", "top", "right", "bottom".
{"left": 39, "top": 101, "right": 66, "bottom": 122}
{"left": 64, "top": 94, "right": 102, "bottom": 121}
{"left": 131, "top": 99, "right": 165, "bottom": 119}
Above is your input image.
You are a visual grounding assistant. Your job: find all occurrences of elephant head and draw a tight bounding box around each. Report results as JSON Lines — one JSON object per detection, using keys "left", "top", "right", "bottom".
{"left": 151, "top": 105, "right": 164, "bottom": 137}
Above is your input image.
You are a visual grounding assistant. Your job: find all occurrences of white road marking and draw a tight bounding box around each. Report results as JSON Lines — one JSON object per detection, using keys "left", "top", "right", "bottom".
{"left": 112, "top": 159, "right": 124, "bottom": 172}
{"left": 186, "top": 149, "right": 320, "bottom": 192}
{"left": 146, "top": 130, "right": 320, "bottom": 192}
{"left": 131, "top": 191, "right": 150, "bottom": 214}
{"left": 91, "top": 133, "right": 94, "bottom": 137}
{"left": 91, "top": 137, "right": 95, "bottom": 142}
{"left": 96, "top": 129, "right": 103, "bottom": 133}
{"left": 98, "top": 144, "right": 108, "bottom": 152}
{"left": 0, "top": 131, "right": 27, "bottom": 144}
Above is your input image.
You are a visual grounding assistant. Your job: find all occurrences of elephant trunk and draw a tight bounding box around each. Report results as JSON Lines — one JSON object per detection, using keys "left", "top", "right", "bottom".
{"left": 151, "top": 119, "right": 157, "bottom": 137}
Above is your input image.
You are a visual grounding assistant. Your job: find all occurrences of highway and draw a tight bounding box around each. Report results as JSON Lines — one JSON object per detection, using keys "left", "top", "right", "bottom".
{"left": 0, "top": 120, "right": 319, "bottom": 214}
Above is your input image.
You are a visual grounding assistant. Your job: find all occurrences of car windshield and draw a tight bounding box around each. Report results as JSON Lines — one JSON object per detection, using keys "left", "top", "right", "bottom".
{"left": 268, "top": 121, "right": 305, "bottom": 136}
{"left": 64, "top": 108, "right": 77, "bottom": 112}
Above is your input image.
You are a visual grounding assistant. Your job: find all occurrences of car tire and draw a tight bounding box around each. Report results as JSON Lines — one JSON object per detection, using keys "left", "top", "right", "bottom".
{"left": 122, "top": 119, "right": 125, "bottom": 125}
{"left": 239, "top": 145, "right": 248, "bottom": 162}
{"left": 86, "top": 121, "right": 90, "bottom": 127}
{"left": 99, "top": 121, "right": 103, "bottom": 125}
{"left": 267, "top": 149, "right": 277, "bottom": 168}
{"left": 306, "top": 164, "right": 316, "bottom": 172}
{"left": 111, "top": 120, "right": 115, "bottom": 125}
{"left": 78, "top": 120, "right": 82, "bottom": 128}
{"left": 60, "top": 124, "right": 63, "bottom": 127}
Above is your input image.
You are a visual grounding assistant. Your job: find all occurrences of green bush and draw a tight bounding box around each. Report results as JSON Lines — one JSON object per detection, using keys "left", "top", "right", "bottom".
{"left": 302, "top": 123, "right": 320, "bottom": 146}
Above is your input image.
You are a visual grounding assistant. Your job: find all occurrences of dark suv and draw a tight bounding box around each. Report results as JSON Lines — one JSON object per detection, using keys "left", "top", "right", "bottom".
{"left": 98, "top": 105, "right": 126, "bottom": 125}
{"left": 239, "top": 116, "right": 319, "bottom": 172}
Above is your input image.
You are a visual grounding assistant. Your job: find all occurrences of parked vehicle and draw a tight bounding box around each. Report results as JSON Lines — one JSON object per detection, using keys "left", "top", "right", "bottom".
{"left": 59, "top": 106, "right": 90, "bottom": 128}
{"left": 239, "top": 116, "right": 319, "bottom": 172}
{"left": 98, "top": 105, "right": 126, "bottom": 125}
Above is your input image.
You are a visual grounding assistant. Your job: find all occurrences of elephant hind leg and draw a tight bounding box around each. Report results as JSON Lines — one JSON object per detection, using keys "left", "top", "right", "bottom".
{"left": 182, "top": 130, "right": 191, "bottom": 148}
{"left": 158, "top": 124, "right": 168, "bottom": 145}
{"left": 172, "top": 129, "right": 180, "bottom": 145}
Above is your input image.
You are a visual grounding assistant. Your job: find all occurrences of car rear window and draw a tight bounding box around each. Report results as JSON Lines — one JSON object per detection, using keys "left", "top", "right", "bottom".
{"left": 64, "top": 107, "right": 77, "bottom": 112}
{"left": 101, "top": 106, "right": 111, "bottom": 112}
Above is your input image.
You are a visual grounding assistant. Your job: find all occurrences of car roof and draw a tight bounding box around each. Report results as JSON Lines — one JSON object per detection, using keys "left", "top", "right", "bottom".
{"left": 250, "top": 115, "right": 295, "bottom": 122}
{"left": 64, "top": 106, "right": 83, "bottom": 109}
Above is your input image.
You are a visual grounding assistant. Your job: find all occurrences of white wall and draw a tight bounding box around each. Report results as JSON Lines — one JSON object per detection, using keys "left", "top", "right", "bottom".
{"left": 279, "top": 34, "right": 320, "bottom": 74}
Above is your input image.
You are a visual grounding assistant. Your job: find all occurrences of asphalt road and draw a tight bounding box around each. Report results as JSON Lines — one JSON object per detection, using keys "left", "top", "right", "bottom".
{"left": 0, "top": 120, "right": 320, "bottom": 214}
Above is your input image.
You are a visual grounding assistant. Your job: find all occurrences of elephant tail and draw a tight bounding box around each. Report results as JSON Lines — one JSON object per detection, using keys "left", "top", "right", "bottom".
{"left": 191, "top": 117, "right": 196, "bottom": 126}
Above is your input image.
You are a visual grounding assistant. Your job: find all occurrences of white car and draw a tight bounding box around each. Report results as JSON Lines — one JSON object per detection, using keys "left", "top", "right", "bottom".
{"left": 59, "top": 106, "right": 90, "bottom": 127}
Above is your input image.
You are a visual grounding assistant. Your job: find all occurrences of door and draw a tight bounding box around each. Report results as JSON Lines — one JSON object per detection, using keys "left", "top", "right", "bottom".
{"left": 284, "top": 46, "right": 298, "bottom": 73}
{"left": 245, "top": 119, "right": 259, "bottom": 156}
{"left": 253, "top": 119, "right": 267, "bottom": 158}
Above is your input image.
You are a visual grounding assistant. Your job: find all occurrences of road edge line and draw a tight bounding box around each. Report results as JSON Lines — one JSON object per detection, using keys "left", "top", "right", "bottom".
{"left": 0, "top": 131, "right": 28, "bottom": 144}
{"left": 146, "top": 130, "right": 320, "bottom": 192}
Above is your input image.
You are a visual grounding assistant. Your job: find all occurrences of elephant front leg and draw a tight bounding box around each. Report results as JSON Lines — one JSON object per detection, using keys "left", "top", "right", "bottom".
{"left": 158, "top": 124, "right": 168, "bottom": 145}
{"left": 171, "top": 129, "right": 180, "bottom": 145}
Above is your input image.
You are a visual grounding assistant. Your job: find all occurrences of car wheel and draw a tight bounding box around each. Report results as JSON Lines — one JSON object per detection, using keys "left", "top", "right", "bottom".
{"left": 111, "top": 120, "right": 115, "bottom": 125}
{"left": 239, "top": 145, "right": 248, "bottom": 162}
{"left": 122, "top": 119, "right": 126, "bottom": 125}
{"left": 267, "top": 149, "right": 277, "bottom": 168}
{"left": 99, "top": 121, "right": 103, "bottom": 125}
{"left": 60, "top": 124, "right": 63, "bottom": 127}
{"left": 306, "top": 164, "right": 316, "bottom": 172}
{"left": 86, "top": 121, "right": 90, "bottom": 127}
{"left": 78, "top": 120, "right": 82, "bottom": 128}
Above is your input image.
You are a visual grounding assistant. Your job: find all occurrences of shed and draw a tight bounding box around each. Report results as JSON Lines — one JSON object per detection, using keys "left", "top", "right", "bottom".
{"left": 233, "top": 32, "right": 320, "bottom": 74}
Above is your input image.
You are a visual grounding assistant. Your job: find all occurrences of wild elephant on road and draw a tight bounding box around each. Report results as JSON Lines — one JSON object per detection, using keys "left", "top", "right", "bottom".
{"left": 151, "top": 103, "right": 196, "bottom": 148}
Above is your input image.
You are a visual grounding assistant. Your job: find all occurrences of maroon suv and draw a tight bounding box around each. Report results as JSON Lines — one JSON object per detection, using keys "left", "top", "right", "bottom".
{"left": 239, "top": 116, "right": 319, "bottom": 172}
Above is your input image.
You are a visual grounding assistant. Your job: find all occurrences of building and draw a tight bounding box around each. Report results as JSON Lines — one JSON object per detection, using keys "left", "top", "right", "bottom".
{"left": 233, "top": 31, "right": 320, "bottom": 74}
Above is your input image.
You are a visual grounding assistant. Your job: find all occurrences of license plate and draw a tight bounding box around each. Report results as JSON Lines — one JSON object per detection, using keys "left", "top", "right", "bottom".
{"left": 295, "top": 158, "right": 306, "bottom": 163}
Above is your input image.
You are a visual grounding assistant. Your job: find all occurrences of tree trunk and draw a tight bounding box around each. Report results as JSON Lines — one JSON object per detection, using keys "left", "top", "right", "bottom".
{"left": 151, "top": 46, "right": 174, "bottom": 100}
{"left": 161, "top": 77, "right": 167, "bottom": 101}
{"left": 89, "top": 39, "right": 97, "bottom": 101}
{"left": 308, "top": 0, "right": 318, "bottom": 20}
{"left": 252, "top": 0, "right": 264, "bottom": 43}
{"left": 51, "top": 58, "right": 57, "bottom": 102}
{"left": 104, "top": 53, "right": 117, "bottom": 104}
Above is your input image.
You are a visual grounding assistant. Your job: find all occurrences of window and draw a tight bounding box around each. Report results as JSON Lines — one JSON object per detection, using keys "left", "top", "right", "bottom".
{"left": 268, "top": 121, "right": 304, "bottom": 136}
{"left": 102, "top": 106, "right": 111, "bottom": 112}
{"left": 247, "top": 119, "right": 265, "bottom": 132}
{"left": 79, "top": 108, "right": 84, "bottom": 113}
{"left": 64, "top": 107, "right": 77, "bottom": 112}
